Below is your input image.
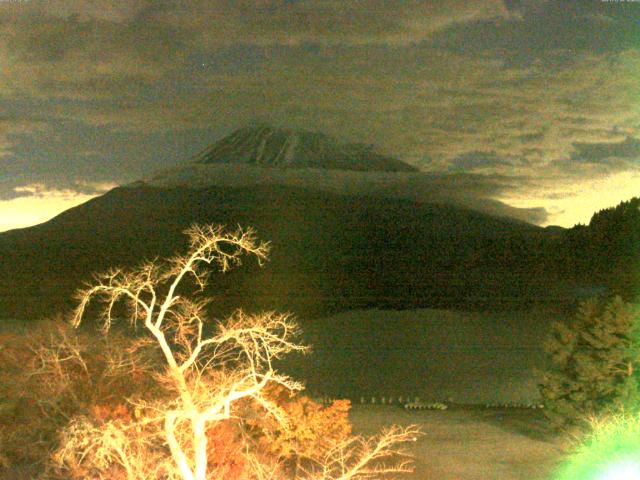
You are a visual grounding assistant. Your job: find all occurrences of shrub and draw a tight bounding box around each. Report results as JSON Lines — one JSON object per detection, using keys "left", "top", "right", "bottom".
{"left": 197, "top": 388, "right": 353, "bottom": 479}
{"left": 539, "top": 296, "right": 640, "bottom": 434}
{"left": 0, "top": 318, "right": 160, "bottom": 475}
{"left": 247, "top": 386, "right": 353, "bottom": 476}
{"left": 0, "top": 327, "right": 45, "bottom": 471}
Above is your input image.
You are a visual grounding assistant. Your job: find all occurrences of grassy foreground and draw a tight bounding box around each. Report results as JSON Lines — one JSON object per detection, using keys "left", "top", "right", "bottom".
{"left": 349, "top": 405, "right": 565, "bottom": 480}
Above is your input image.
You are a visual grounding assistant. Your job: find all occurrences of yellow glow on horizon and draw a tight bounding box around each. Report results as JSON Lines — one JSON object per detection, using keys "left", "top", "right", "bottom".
{"left": 0, "top": 173, "right": 636, "bottom": 232}
{"left": 498, "top": 171, "right": 640, "bottom": 227}
{"left": 0, "top": 190, "right": 101, "bottom": 232}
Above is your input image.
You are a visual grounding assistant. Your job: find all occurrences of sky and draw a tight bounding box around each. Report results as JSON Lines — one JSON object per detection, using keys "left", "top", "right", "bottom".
{"left": 0, "top": 0, "right": 639, "bottom": 230}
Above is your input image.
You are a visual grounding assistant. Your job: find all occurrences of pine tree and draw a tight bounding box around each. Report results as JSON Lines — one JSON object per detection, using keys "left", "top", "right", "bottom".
{"left": 539, "top": 296, "right": 640, "bottom": 433}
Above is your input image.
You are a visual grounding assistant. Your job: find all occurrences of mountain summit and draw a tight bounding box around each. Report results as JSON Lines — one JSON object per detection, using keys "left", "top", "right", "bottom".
{"left": 191, "top": 125, "right": 418, "bottom": 172}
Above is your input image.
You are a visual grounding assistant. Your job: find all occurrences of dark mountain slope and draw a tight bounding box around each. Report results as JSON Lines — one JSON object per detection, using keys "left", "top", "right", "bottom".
{"left": 0, "top": 184, "right": 551, "bottom": 320}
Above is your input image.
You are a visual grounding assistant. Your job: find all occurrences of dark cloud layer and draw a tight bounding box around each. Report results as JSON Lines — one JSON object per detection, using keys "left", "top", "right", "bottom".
{"left": 434, "top": 0, "right": 640, "bottom": 65}
{"left": 448, "top": 151, "right": 517, "bottom": 172}
{"left": 571, "top": 136, "right": 640, "bottom": 164}
{"left": 0, "top": 0, "right": 639, "bottom": 228}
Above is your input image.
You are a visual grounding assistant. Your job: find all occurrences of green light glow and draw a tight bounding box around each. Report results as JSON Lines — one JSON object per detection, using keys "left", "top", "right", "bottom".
{"left": 554, "top": 413, "right": 640, "bottom": 480}
{"left": 598, "top": 460, "right": 640, "bottom": 480}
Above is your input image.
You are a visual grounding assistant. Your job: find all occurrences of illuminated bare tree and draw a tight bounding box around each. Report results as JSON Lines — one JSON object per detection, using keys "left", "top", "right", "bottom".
{"left": 300, "top": 425, "right": 421, "bottom": 480}
{"left": 56, "top": 224, "right": 418, "bottom": 480}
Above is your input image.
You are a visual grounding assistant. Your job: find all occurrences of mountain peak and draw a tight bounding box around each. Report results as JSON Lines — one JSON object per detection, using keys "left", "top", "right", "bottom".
{"left": 191, "top": 125, "right": 418, "bottom": 172}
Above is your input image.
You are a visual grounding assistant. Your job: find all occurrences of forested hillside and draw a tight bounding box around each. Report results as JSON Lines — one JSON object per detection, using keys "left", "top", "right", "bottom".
{"left": 553, "top": 197, "right": 640, "bottom": 301}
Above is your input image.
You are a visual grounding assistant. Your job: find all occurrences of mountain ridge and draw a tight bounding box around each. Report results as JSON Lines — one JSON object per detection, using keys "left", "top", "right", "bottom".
{"left": 0, "top": 125, "right": 576, "bottom": 320}
{"left": 0, "top": 183, "right": 555, "bottom": 320}
{"left": 144, "top": 164, "right": 547, "bottom": 226}
{"left": 189, "top": 125, "right": 418, "bottom": 172}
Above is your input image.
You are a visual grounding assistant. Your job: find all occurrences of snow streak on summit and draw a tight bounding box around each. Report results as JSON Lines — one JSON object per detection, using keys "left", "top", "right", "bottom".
{"left": 191, "top": 125, "right": 418, "bottom": 172}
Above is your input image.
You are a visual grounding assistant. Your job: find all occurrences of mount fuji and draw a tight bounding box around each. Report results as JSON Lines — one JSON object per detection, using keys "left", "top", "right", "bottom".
{"left": 0, "top": 125, "right": 558, "bottom": 320}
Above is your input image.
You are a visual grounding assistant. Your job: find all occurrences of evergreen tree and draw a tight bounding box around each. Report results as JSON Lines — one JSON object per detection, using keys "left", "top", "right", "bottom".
{"left": 539, "top": 296, "right": 640, "bottom": 433}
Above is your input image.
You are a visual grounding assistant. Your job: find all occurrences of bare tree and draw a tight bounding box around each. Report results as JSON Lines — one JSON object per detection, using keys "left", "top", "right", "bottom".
{"left": 54, "top": 224, "right": 419, "bottom": 480}
{"left": 300, "top": 425, "right": 421, "bottom": 480}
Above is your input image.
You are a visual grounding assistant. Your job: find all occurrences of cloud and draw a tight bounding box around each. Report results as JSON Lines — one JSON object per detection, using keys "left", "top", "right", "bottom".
{"left": 505, "top": 0, "right": 640, "bottom": 23}
{"left": 537, "top": 135, "right": 640, "bottom": 181}
{"left": 150, "top": 0, "right": 513, "bottom": 47}
{"left": 448, "top": 151, "right": 517, "bottom": 173}
{"left": 0, "top": 0, "right": 150, "bottom": 23}
{"left": 432, "top": 0, "right": 640, "bottom": 65}
{"left": 517, "top": 131, "right": 545, "bottom": 143}
{"left": 0, "top": 0, "right": 638, "bottom": 229}
{"left": 10, "top": 181, "right": 117, "bottom": 199}
{"left": 150, "top": 160, "right": 550, "bottom": 224}
{"left": 3, "top": 0, "right": 511, "bottom": 35}
{"left": 0, "top": 10, "right": 190, "bottom": 99}
{"left": 497, "top": 170, "right": 640, "bottom": 227}
{"left": 0, "top": 116, "right": 50, "bottom": 158}
{"left": 0, "top": 0, "right": 511, "bottom": 101}
{"left": 0, "top": 181, "right": 117, "bottom": 232}
{"left": 571, "top": 136, "right": 640, "bottom": 164}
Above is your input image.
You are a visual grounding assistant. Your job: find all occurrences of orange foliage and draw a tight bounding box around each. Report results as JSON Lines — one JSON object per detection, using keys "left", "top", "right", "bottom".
{"left": 89, "top": 403, "right": 134, "bottom": 424}
{"left": 205, "top": 421, "right": 249, "bottom": 479}
{"left": 0, "top": 322, "right": 159, "bottom": 474}
{"left": 201, "top": 387, "right": 352, "bottom": 479}
{"left": 1, "top": 325, "right": 353, "bottom": 479}
{"left": 0, "top": 332, "right": 35, "bottom": 401}
{"left": 253, "top": 388, "right": 352, "bottom": 460}
{"left": 0, "top": 331, "right": 46, "bottom": 470}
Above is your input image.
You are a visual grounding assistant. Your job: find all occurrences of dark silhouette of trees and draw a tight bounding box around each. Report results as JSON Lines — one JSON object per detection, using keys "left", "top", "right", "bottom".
{"left": 555, "top": 197, "right": 640, "bottom": 302}
{"left": 539, "top": 296, "right": 640, "bottom": 434}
